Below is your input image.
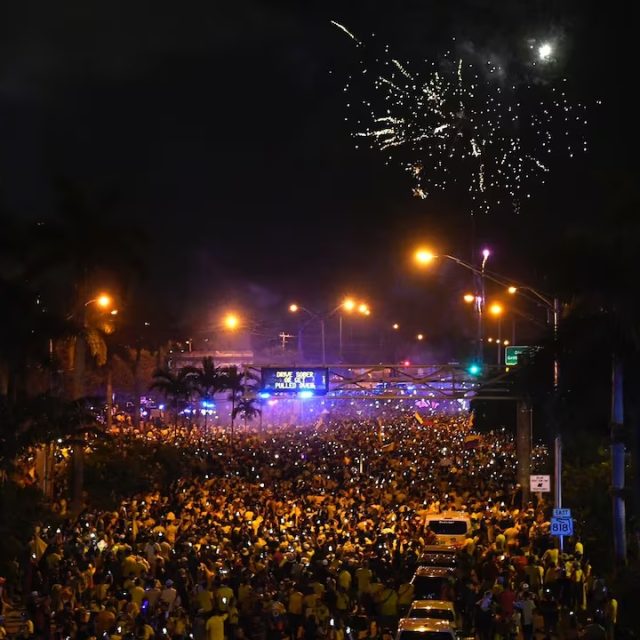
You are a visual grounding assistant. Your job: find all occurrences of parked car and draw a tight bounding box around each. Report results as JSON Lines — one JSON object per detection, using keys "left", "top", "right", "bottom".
{"left": 410, "top": 566, "right": 456, "bottom": 601}
{"left": 395, "top": 618, "right": 456, "bottom": 640}
{"left": 417, "top": 545, "right": 459, "bottom": 568}
{"left": 406, "top": 600, "right": 456, "bottom": 626}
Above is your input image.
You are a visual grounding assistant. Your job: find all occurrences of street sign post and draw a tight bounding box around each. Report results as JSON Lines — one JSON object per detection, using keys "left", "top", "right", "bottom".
{"left": 505, "top": 345, "right": 539, "bottom": 366}
{"left": 550, "top": 517, "right": 574, "bottom": 537}
{"left": 530, "top": 474, "right": 551, "bottom": 492}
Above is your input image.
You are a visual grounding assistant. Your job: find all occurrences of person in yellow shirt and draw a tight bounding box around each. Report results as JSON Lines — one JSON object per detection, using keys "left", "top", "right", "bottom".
{"left": 367, "top": 577, "right": 384, "bottom": 608}
{"left": 168, "top": 607, "right": 188, "bottom": 639}
{"left": 288, "top": 585, "right": 304, "bottom": 634}
{"left": 337, "top": 566, "right": 352, "bottom": 593}
{"left": 542, "top": 546, "right": 559, "bottom": 567}
{"left": 397, "top": 581, "right": 414, "bottom": 617}
{"left": 316, "top": 599, "right": 331, "bottom": 628}
{"left": 195, "top": 584, "right": 213, "bottom": 614}
{"left": 237, "top": 581, "right": 255, "bottom": 617}
{"left": 604, "top": 595, "right": 618, "bottom": 640}
{"left": 310, "top": 579, "right": 325, "bottom": 598}
{"left": 166, "top": 522, "right": 179, "bottom": 545}
{"left": 215, "top": 582, "right": 234, "bottom": 613}
{"left": 355, "top": 563, "right": 373, "bottom": 601}
{"left": 376, "top": 582, "right": 398, "bottom": 628}
{"left": 129, "top": 579, "right": 145, "bottom": 608}
{"left": 205, "top": 611, "right": 227, "bottom": 640}
{"left": 335, "top": 587, "right": 351, "bottom": 618}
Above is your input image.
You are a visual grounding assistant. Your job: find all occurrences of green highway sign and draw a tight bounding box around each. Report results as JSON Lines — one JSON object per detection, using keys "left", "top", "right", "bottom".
{"left": 505, "top": 345, "right": 538, "bottom": 366}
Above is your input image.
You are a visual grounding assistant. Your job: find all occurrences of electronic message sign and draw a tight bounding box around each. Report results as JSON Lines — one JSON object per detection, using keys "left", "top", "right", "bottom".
{"left": 261, "top": 367, "right": 329, "bottom": 395}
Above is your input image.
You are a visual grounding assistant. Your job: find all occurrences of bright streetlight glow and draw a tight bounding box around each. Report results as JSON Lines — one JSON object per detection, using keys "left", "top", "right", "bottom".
{"left": 489, "top": 302, "right": 504, "bottom": 317}
{"left": 417, "top": 333, "right": 424, "bottom": 341}
{"left": 343, "top": 298, "right": 356, "bottom": 311}
{"left": 482, "top": 248, "right": 491, "bottom": 259}
{"left": 463, "top": 293, "right": 475, "bottom": 304}
{"left": 504, "top": 340, "right": 510, "bottom": 346}
{"left": 392, "top": 323, "right": 399, "bottom": 330}
{"left": 358, "top": 303, "right": 368, "bottom": 314}
{"left": 96, "top": 294, "right": 112, "bottom": 308}
{"left": 224, "top": 313, "right": 240, "bottom": 330}
{"left": 488, "top": 338, "right": 494, "bottom": 343}
{"left": 414, "top": 248, "right": 436, "bottom": 265}
{"left": 289, "top": 303, "right": 299, "bottom": 313}
{"left": 507, "top": 286, "right": 517, "bottom": 295}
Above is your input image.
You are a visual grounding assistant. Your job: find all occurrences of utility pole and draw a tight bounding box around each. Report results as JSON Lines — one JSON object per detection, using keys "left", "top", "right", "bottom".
{"left": 552, "top": 297, "right": 563, "bottom": 549}
{"left": 611, "top": 356, "right": 627, "bottom": 566}
{"left": 297, "top": 327, "right": 304, "bottom": 362}
{"left": 516, "top": 399, "right": 532, "bottom": 507}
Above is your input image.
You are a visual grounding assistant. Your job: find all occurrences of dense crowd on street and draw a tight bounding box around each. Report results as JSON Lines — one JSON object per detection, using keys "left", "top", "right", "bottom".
{"left": 0, "top": 414, "right": 621, "bottom": 640}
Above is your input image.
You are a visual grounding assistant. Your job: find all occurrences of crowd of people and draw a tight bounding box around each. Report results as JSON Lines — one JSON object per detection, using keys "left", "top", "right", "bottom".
{"left": 0, "top": 414, "right": 621, "bottom": 640}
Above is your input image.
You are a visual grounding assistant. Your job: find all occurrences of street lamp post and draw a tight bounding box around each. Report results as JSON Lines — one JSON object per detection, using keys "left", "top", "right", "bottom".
{"left": 480, "top": 249, "right": 490, "bottom": 363}
{"left": 488, "top": 302, "right": 504, "bottom": 366}
{"left": 71, "top": 292, "right": 114, "bottom": 515}
{"left": 416, "top": 249, "right": 491, "bottom": 362}
{"left": 289, "top": 299, "right": 369, "bottom": 364}
{"left": 415, "top": 247, "right": 562, "bottom": 511}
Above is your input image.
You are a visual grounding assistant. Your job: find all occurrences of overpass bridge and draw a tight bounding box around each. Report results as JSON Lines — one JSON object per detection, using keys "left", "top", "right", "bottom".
{"left": 244, "top": 362, "right": 517, "bottom": 402}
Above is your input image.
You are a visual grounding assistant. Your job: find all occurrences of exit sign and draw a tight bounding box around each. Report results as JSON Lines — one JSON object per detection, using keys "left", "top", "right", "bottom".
{"left": 505, "top": 345, "right": 538, "bottom": 366}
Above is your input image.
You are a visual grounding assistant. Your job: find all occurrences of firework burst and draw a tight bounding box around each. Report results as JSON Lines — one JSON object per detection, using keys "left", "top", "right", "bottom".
{"left": 337, "top": 27, "right": 590, "bottom": 213}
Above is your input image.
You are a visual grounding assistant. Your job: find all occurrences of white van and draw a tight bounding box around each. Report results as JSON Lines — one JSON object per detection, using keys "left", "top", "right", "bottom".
{"left": 424, "top": 511, "right": 471, "bottom": 547}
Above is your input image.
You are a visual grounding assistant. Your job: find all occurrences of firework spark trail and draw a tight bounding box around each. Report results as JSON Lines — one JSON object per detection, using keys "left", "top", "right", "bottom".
{"left": 334, "top": 24, "right": 589, "bottom": 214}
{"left": 392, "top": 59, "right": 413, "bottom": 79}
{"left": 330, "top": 20, "right": 361, "bottom": 45}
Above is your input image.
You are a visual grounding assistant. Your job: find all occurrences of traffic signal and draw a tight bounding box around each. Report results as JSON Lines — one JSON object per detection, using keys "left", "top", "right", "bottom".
{"left": 467, "top": 363, "right": 481, "bottom": 376}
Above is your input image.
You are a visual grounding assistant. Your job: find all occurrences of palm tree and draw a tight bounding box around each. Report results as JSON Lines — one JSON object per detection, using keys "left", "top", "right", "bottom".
{"left": 220, "top": 366, "right": 259, "bottom": 446}
{"left": 222, "top": 366, "right": 244, "bottom": 445}
{"left": 191, "top": 357, "right": 225, "bottom": 432}
{"left": 232, "top": 397, "right": 262, "bottom": 430}
{"left": 23, "top": 182, "right": 145, "bottom": 514}
{"left": 149, "top": 367, "right": 197, "bottom": 436}
{"left": 25, "top": 181, "right": 145, "bottom": 400}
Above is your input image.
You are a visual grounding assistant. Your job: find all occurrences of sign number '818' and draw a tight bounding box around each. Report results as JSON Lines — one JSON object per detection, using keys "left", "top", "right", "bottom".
{"left": 550, "top": 517, "right": 573, "bottom": 536}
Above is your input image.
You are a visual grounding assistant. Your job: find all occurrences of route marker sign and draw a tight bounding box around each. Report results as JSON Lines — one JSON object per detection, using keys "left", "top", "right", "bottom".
{"left": 553, "top": 508, "right": 571, "bottom": 519}
{"left": 551, "top": 517, "right": 574, "bottom": 537}
{"left": 530, "top": 474, "right": 551, "bottom": 492}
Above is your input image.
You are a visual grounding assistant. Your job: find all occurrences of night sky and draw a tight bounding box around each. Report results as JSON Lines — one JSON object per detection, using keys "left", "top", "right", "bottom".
{"left": 0, "top": 1, "right": 635, "bottom": 354}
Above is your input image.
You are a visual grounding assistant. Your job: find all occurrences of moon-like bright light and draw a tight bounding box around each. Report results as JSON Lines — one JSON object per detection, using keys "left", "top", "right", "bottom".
{"left": 538, "top": 42, "right": 553, "bottom": 61}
